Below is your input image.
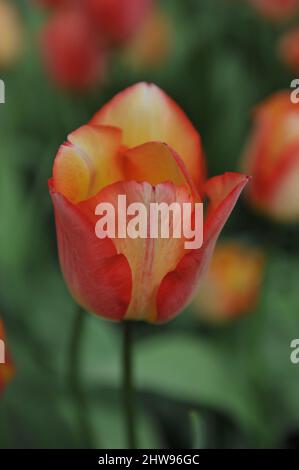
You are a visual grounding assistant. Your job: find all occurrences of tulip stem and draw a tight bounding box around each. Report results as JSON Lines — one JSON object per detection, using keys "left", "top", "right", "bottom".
{"left": 123, "top": 321, "right": 137, "bottom": 449}
{"left": 69, "top": 306, "right": 93, "bottom": 448}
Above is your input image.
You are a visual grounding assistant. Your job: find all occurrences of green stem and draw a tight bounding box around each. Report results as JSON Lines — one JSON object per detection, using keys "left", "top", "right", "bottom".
{"left": 123, "top": 321, "right": 137, "bottom": 449}
{"left": 69, "top": 306, "right": 93, "bottom": 448}
{"left": 189, "top": 409, "right": 201, "bottom": 449}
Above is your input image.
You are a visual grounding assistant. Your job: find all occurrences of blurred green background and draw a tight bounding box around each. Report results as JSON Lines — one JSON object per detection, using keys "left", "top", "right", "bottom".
{"left": 0, "top": 0, "right": 299, "bottom": 449}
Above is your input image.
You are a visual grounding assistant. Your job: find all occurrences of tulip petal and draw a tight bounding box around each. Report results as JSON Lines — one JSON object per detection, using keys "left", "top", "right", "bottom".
{"left": 91, "top": 82, "right": 205, "bottom": 190}
{"left": 49, "top": 181, "right": 132, "bottom": 320}
{"left": 53, "top": 124, "right": 123, "bottom": 203}
{"left": 86, "top": 180, "right": 193, "bottom": 322}
{"left": 157, "top": 173, "right": 249, "bottom": 323}
{"left": 122, "top": 141, "right": 200, "bottom": 199}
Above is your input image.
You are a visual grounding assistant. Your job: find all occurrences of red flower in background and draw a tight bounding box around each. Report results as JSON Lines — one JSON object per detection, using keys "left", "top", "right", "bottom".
{"left": 49, "top": 82, "right": 248, "bottom": 323}
{"left": 41, "top": 8, "right": 106, "bottom": 90}
{"left": 85, "top": 0, "right": 152, "bottom": 45}
{"left": 279, "top": 27, "right": 299, "bottom": 73}
{"left": 241, "top": 91, "right": 299, "bottom": 221}
{"left": 248, "top": 0, "right": 299, "bottom": 20}
{"left": 0, "top": 320, "right": 14, "bottom": 394}
{"left": 37, "top": 0, "right": 165, "bottom": 90}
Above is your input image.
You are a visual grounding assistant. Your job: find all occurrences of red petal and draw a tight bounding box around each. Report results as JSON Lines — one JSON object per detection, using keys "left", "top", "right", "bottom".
{"left": 156, "top": 173, "right": 249, "bottom": 323}
{"left": 49, "top": 181, "right": 132, "bottom": 321}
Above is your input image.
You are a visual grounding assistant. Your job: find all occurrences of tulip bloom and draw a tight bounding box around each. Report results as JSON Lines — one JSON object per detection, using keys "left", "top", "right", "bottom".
{"left": 49, "top": 82, "right": 248, "bottom": 323}
{"left": 248, "top": 0, "right": 299, "bottom": 20}
{"left": 279, "top": 27, "right": 299, "bottom": 73}
{"left": 0, "top": 320, "right": 14, "bottom": 394}
{"left": 0, "top": 0, "right": 22, "bottom": 69}
{"left": 242, "top": 91, "right": 299, "bottom": 221}
{"left": 192, "top": 241, "right": 265, "bottom": 322}
{"left": 41, "top": 8, "right": 105, "bottom": 90}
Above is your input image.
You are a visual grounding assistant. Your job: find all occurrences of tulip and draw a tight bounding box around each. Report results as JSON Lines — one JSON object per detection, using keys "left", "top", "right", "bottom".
{"left": 49, "top": 82, "right": 248, "bottom": 323}
{"left": 41, "top": 8, "right": 105, "bottom": 90}
{"left": 124, "top": 8, "right": 172, "bottom": 70}
{"left": 192, "top": 241, "right": 265, "bottom": 322}
{"left": 279, "top": 27, "right": 299, "bottom": 73}
{"left": 0, "top": 320, "right": 14, "bottom": 394}
{"left": 248, "top": 0, "right": 299, "bottom": 20}
{"left": 0, "top": 0, "right": 23, "bottom": 69}
{"left": 242, "top": 91, "right": 299, "bottom": 221}
{"left": 85, "top": 0, "right": 152, "bottom": 45}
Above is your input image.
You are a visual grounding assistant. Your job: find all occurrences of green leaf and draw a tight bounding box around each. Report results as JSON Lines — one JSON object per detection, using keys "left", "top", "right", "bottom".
{"left": 134, "top": 333, "right": 263, "bottom": 436}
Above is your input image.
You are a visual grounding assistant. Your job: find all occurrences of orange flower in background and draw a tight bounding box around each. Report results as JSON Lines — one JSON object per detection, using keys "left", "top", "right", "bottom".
{"left": 192, "top": 241, "right": 265, "bottom": 322}
{"left": 49, "top": 82, "right": 248, "bottom": 323}
{"left": 124, "top": 8, "right": 172, "bottom": 70}
{"left": 85, "top": 0, "right": 152, "bottom": 45}
{"left": 0, "top": 0, "right": 23, "bottom": 69}
{"left": 279, "top": 27, "right": 299, "bottom": 73}
{"left": 248, "top": 0, "right": 299, "bottom": 20}
{"left": 0, "top": 320, "right": 14, "bottom": 394}
{"left": 242, "top": 91, "right": 299, "bottom": 221}
{"left": 41, "top": 8, "right": 106, "bottom": 90}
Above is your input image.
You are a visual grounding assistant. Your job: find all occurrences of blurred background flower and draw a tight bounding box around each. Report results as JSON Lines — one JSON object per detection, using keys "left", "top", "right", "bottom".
{"left": 279, "top": 27, "right": 299, "bottom": 73}
{"left": 248, "top": 0, "right": 299, "bottom": 21}
{"left": 37, "top": 0, "right": 162, "bottom": 90}
{"left": 241, "top": 92, "right": 299, "bottom": 221}
{"left": 84, "top": 0, "right": 152, "bottom": 46}
{"left": 123, "top": 9, "right": 172, "bottom": 71}
{"left": 0, "top": 0, "right": 23, "bottom": 69}
{"left": 41, "top": 7, "right": 106, "bottom": 90}
{"left": 191, "top": 241, "right": 265, "bottom": 322}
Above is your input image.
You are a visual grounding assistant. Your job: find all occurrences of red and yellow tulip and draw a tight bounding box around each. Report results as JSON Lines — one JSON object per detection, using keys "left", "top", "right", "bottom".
{"left": 242, "top": 91, "right": 299, "bottom": 221}
{"left": 49, "top": 82, "right": 248, "bottom": 323}
{"left": 192, "top": 241, "right": 265, "bottom": 322}
{"left": 0, "top": 320, "right": 14, "bottom": 394}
